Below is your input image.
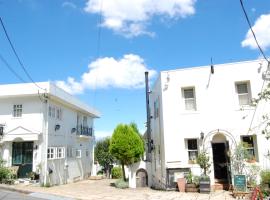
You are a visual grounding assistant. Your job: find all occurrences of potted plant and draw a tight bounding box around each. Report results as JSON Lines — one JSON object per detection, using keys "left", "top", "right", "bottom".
{"left": 185, "top": 172, "right": 199, "bottom": 192}
{"left": 197, "top": 151, "right": 211, "bottom": 193}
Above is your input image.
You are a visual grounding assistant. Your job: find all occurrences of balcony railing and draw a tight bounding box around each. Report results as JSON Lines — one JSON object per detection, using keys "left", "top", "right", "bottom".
{"left": 76, "top": 125, "right": 93, "bottom": 137}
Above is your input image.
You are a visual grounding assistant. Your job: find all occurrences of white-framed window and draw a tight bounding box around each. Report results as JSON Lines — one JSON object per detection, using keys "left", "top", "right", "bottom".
{"left": 47, "top": 147, "right": 56, "bottom": 159}
{"left": 83, "top": 116, "right": 87, "bottom": 127}
{"left": 67, "top": 147, "right": 73, "bottom": 158}
{"left": 57, "top": 147, "right": 65, "bottom": 159}
{"left": 182, "top": 88, "right": 196, "bottom": 111}
{"left": 76, "top": 149, "right": 81, "bottom": 158}
{"left": 236, "top": 82, "right": 251, "bottom": 106}
{"left": 154, "top": 98, "right": 159, "bottom": 119}
{"left": 56, "top": 108, "right": 62, "bottom": 120}
{"left": 86, "top": 149, "right": 89, "bottom": 157}
{"left": 49, "top": 106, "right": 55, "bottom": 118}
{"left": 13, "top": 104, "right": 22, "bottom": 117}
{"left": 241, "top": 135, "right": 256, "bottom": 160}
{"left": 187, "top": 139, "right": 198, "bottom": 161}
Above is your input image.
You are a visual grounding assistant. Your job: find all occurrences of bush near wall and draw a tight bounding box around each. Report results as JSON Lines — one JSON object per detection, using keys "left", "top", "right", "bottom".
{"left": 261, "top": 170, "right": 270, "bottom": 185}
{"left": 111, "top": 167, "right": 122, "bottom": 179}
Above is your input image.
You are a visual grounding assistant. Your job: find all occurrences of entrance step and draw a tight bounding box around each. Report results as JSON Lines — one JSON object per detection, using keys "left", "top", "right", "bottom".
{"left": 213, "top": 183, "right": 230, "bottom": 191}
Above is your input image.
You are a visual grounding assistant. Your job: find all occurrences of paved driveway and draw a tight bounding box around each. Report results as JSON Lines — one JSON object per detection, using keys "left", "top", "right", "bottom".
{"left": 1, "top": 179, "right": 238, "bottom": 200}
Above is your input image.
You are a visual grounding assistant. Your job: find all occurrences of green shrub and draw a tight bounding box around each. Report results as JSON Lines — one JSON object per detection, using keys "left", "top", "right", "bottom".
{"left": 114, "top": 179, "right": 128, "bottom": 189}
{"left": 97, "top": 170, "right": 104, "bottom": 175}
{"left": 260, "top": 170, "right": 270, "bottom": 184}
{"left": 0, "top": 166, "right": 11, "bottom": 183}
{"left": 111, "top": 167, "right": 122, "bottom": 179}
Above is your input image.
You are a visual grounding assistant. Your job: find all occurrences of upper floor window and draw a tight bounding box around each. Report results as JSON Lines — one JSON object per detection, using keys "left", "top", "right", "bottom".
{"left": 187, "top": 139, "right": 198, "bottom": 162}
{"left": 13, "top": 104, "right": 22, "bottom": 117}
{"left": 56, "top": 108, "right": 62, "bottom": 120}
{"left": 49, "top": 106, "right": 55, "bottom": 118}
{"left": 182, "top": 88, "right": 196, "bottom": 111}
{"left": 236, "top": 82, "right": 251, "bottom": 106}
{"left": 76, "top": 149, "right": 81, "bottom": 158}
{"left": 83, "top": 116, "right": 87, "bottom": 127}
{"left": 154, "top": 99, "right": 159, "bottom": 119}
{"left": 241, "top": 135, "right": 256, "bottom": 161}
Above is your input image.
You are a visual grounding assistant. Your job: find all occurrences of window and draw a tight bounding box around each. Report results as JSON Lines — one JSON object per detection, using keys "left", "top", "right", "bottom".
{"left": 187, "top": 139, "right": 198, "bottom": 161}
{"left": 183, "top": 88, "right": 196, "bottom": 111}
{"left": 154, "top": 99, "right": 159, "bottom": 119}
{"left": 83, "top": 116, "right": 87, "bottom": 127}
{"left": 47, "top": 147, "right": 56, "bottom": 159}
{"left": 56, "top": 108, "right": 62, "bottom": 120}
{"left": 67, "top": 147, "right": 73, "bottom": 158}
{"left": 57, "top": 147, "right": 65, "bottom": 159}
{"left": 86, "top": 149, "right": 89, "bottom": 157}
{"left": 76, "top": 149, "right": 81, "bottom": 158}
{"left": 49, "top": 106, "right": 55, "bottom": 118}
{"left": 241, "top": 136, "right": 256, "bottom": 160}
{"left": 236, "top": 82, "right": 251, "bottom": 106}
{"left": 13, "top": 104, "right": 22, "bottom": 117}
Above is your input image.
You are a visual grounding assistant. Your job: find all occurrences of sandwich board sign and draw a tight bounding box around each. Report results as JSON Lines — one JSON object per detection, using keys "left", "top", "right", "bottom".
{"left": 233, "top": 175, "right": 247, "bottom": 192}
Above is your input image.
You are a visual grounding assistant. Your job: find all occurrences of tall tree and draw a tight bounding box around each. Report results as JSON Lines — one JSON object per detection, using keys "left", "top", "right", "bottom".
{"left": 110, "top": 124, "right": 144, "bottom": 181}
{"left": 95, "top": 137, "right": 114, "bottom": 177}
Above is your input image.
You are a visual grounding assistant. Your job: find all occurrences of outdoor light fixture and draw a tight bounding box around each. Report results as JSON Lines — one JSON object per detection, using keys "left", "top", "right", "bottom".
{"left": 34, "top": 145, "right": 38, "bottom": 150}
{"left": 55, "top": 124, "right": 61, "bottom": 131}
{"left": 71, "top": 128, "right": 76, "bottom": 133}
{"left": 200, "top": 132, "right": 204, "bottom": 140}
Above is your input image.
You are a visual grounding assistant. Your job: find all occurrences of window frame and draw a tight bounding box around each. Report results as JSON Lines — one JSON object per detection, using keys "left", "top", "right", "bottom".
{"left": 47, "top": 147, "right": 56, "bottom": 160}
{"left": 241, "top": 135, "right": 256, "bottom": 161}
{"left": 13, "top": 104, "right": 22, "bottom": 118}
{"left": 76, "top": 149, "right": 81, "bottom": 158}
{"left": 186, "top": 139, "right": 198, "bottom": 162}
{"left": 182, "top": 87, "right": 197, "bottom": 111}
{"left": 235, "top": 81, "right": 252, "bottom": 106}
{"left": 57, "top": 147, "right": 65, "bottom": 159}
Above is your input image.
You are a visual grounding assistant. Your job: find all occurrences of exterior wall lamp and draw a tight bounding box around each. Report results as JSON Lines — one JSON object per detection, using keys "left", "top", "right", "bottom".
{"left": 200, "top": 131, "right": 204, "bottom": 140}
{"left": 71, "top": 128, "right": 76, "bottom": 133}
{"left": 55, "top": 124, "right": 61, "bottom": 131}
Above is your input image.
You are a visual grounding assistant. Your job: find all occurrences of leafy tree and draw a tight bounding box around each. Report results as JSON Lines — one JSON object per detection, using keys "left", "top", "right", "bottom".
{"left": 95, "top": 137, "right": 115, "bottom": 177}
{"left": 197, "top": 151, "right": 211, "bottom": 176}
{"left": 110, "top": 123, "right": 144, "bottom": 181}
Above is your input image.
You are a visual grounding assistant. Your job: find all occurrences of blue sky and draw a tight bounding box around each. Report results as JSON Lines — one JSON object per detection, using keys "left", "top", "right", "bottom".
{"left": 0, "top": 0, "right": 270, "bottom": 138}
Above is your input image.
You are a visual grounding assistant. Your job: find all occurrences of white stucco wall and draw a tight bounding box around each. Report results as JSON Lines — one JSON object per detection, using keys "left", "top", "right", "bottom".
{"left": 149, "top": 59, "right": 270, "bottom": 188}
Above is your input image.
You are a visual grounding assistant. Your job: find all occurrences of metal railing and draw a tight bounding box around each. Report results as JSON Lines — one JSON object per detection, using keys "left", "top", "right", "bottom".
{"left": 76, "top": 125, "right": 93, "bottom": 137}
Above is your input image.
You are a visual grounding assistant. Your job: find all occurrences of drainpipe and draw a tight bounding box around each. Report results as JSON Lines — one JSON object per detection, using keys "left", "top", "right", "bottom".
{"left": 42, "top": 91, "right": 49, "bottom": 185}
{"left": 145, "top": 72, "right": 152, "bottom": 162}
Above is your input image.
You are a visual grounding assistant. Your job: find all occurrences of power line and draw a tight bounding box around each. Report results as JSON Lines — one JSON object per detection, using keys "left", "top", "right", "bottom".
{"left": 0, "top": 53, "right": 27, "bottom": 83}
{"left": 239, "top": 0, "right": 269, "bottom": 63}
{"left": 0, "top": 17, "right": 46, "bottom": 91}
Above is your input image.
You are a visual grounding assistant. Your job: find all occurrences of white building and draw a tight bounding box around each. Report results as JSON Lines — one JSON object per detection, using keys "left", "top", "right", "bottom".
{"left": 143, "top": 59, "right": 270, "bottom": 190}
{"left": 0, "top": 82, "right": 100, "bottom": 186}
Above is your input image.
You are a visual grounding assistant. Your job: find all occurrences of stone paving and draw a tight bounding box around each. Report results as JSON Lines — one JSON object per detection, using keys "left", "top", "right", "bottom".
{"left": 0, "top": 179, "right": 239, "bottom": 200}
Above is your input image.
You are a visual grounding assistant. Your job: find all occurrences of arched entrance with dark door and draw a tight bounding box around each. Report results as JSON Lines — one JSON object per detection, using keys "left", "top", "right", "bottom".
{"left": 211, "top": 133, "right": 231, "bottom": 189}
{"left": 136, "top": 168, "right": 148, "bottom": 188}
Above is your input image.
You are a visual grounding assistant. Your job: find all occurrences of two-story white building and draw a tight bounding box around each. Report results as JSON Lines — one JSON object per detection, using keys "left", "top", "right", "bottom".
{"left": 147, "top": 59, "right": 270, "bottom": 190}
{"left": 0, "top": 82, "right": 100, "bottom": 186}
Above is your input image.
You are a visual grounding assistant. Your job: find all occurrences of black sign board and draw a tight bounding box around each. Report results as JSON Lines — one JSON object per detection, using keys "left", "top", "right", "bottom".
{"left": 234, "top": 175, "right": 247, "bottom": 192}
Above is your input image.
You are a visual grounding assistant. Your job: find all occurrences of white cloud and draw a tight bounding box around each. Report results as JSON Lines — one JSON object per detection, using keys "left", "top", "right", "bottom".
{"left": 62, "top": 1, "right": 77, "bottom": 9}
{"left": 84, "top": 0, "right": 196, "bottom": 37}
{"left": 242, "top": 13, "right": 270, "bottom": 50}
{"left": 56, "top": 54, "right": 157, "bottom": 94}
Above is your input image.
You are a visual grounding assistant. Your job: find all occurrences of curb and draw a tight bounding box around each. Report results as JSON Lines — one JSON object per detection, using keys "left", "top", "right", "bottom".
{"left": 0, "top": 184, "right": 32, "bottom": 194}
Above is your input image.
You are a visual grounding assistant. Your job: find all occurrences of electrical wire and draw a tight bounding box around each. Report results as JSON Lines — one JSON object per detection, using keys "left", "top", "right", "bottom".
{"left": 0, "top": 17, "right": 46, "bottom": 91}
{"left": 0, "top": 53, "right": 27, "bottom": 83}
{"left": 239, "top": 0, "right": 269, "bottom": 63}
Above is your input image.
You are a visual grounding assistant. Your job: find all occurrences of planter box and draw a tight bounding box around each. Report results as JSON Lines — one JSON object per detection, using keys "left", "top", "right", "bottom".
{"left": 199, "top": 180, "right": 211, "bottom": 193}
{"left": 186, "top": 183, "right": 199, "bottom": 192}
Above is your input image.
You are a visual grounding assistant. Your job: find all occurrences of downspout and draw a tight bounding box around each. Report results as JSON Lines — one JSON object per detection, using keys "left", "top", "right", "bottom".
{"left": 43, "top": 92, "right": 49, "bottom": 185}
{"left": 145, "top": 72, "right": 152, "bottom": 162}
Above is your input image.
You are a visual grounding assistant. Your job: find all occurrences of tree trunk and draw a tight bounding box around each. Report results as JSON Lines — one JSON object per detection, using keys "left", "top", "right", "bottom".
{"left": 121, "top": 162, "right": 126, "bottom": 181}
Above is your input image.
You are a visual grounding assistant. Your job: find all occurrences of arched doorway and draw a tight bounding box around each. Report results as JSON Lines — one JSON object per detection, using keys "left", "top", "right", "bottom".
{"left": 136, "top": 169, "right": 148, "bottom": 188}
{"left": 211, "top": 133, "right": 231, "bottom": 188}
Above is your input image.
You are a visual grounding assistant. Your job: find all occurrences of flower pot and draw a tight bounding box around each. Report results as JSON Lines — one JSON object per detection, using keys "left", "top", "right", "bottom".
{"left": 177, "top": 178, "right": 186, "bottom": 192}
{"left": 199, "top": 177, "right": 211, "bottom": 193}
{"left": 186, "top": 183, "right": 199, "bottom": 192}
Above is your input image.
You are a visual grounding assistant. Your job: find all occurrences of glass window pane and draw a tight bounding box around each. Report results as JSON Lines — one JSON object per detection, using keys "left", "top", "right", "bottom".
{"left": 188, "top": 151, "right": 198, "bottom": 160}
{"left": 184, "top": 89, "right": 194, "bottom": 98}
{"left": 237, "top": 83, "right": 248, "bottom": 94}
{"left": 188, "top": 139, "right": 197, "bottom": 150}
